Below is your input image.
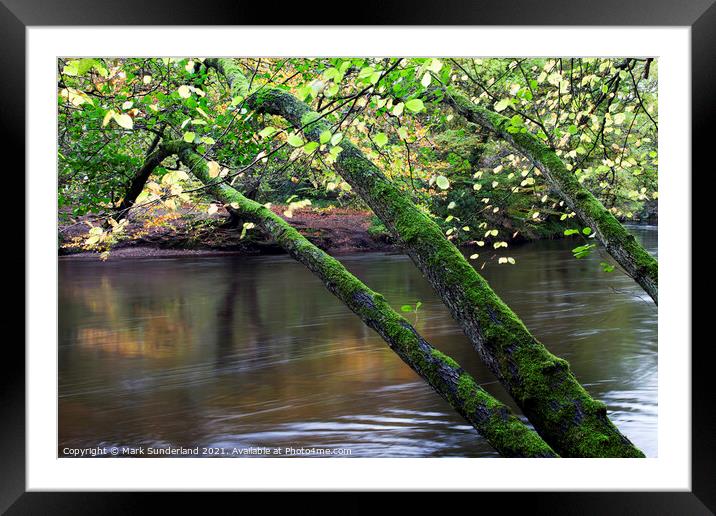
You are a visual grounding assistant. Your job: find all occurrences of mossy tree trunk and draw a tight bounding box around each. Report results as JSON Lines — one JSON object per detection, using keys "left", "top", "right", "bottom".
{"left": 206, "top": 58, "right": 644, "bottom": 458}
{"left": 116, "top": 145, "right": 174, "bottom": 215}
{"left": 162, "top": 140, "right": 557, "bottom": 458}
{"left": 443, "top": 87, "right": 658, "bottom": 305}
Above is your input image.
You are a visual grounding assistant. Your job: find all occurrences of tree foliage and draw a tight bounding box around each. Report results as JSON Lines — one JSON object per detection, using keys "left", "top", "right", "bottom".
{"left": 58, "top": 56, "right": 657, "bottom": 268}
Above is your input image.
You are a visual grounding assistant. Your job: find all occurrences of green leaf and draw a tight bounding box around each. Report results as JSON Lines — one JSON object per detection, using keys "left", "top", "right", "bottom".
{"left": 319, "top": 130, "right": 332, "bottom": 145}
{"left": 435, "top": 175, "right": 450, "bottom": 190}
{"left": 62, "top": 60, "right": 80, "bottom": 76}
{"left": 323, "top": 67, "right": 340, "bottom": 82}
{"left": 302, "top": 111, "right": 320, "bottom": 126}
{"left": 374, "top": 132, "right": 388, "bottom": 147}
{"left": 358, "top": 66, "right": 374, "bottom": 80}
{"left": 325, "top": 83, "right": 339, "bottom": 97}
{"left": 494, "top": 98, "right": 511, "bottom": 112}
{"left": 297, "top": 85, "right": 312, "bottom": 101}
{"left": 392, "top": 102, "right": 404, "bottom": 116}
{"left": 400, "top": 305, "right": 413, "bottom": 312}
{"left": 572, "top": 243, "right": 595, "bottom": 259}
{"left": 183, "top": 131, "right": 195, "bottom": 143}
{"left": 582, "top": 227, "right": 592, "bottom": 235}
{"left": 259, "top": 127, "right": 278, "bottom": 138}
{"left": 405, "top": 99, "right": 424, "bottom": 113}
{"left": 600, "top": 262, "right": 615, "bottom": 272}
{"left": 303, "top": 141, "right": 319, "bottom": 154}
{"left": 287, "top": 134, "right": 304, "bottom": 147}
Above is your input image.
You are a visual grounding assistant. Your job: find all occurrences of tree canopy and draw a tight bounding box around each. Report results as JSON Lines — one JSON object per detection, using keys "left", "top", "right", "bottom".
{"left": 58, "top": 57, "right": 657, "bottom": 269}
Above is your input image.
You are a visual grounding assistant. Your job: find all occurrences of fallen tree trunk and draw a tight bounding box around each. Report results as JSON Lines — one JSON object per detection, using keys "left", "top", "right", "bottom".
{"left": 162, "top": 140, "right": 557, "bottom": 458}
{"left": 443, "top": 87, "right": 658, "bottom": 304}
{"left": 206, "top": 58, "right": 644, "bottom": 457}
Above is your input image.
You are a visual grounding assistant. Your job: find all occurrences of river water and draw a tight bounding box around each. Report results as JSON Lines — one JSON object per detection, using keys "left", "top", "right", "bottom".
{"left": 58, "top": 226, "right": 657, "bottom": 457}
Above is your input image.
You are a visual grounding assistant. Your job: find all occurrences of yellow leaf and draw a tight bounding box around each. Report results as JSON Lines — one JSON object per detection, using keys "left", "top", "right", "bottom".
{"left": 196, "top": 107, "right": 212, "bottom": 120}
{"left": 207, "top": 161, "right": 221, "bottom": 178}
{"left": 112, "top": 113, "right": 133, "bottom": 129}
{"left": 66, "top": 88, "right": 92, "bottom": 106}
{"left": 178, "top": 85, "right": 191, "bottom": 98}
{"left": 102, "top": 110, "right": 114, "bottom": 127}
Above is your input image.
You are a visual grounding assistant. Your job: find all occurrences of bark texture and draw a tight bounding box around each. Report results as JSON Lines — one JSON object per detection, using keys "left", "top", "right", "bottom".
{"left": 443, "top": 87, "right": 658, "bottom": 304}
{"left": 206, "top": 58, "right": 644, "bottom": 458}
{"left": 163, "top": 140, "right": 557, "bottom": 458}
{"left": 117, "top": 145, "right": 174, "bottom": 214}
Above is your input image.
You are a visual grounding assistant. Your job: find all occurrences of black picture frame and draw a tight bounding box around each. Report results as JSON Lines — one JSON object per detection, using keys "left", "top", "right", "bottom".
{"left": 4, "top": 1, "right": 712, "bottom": 513}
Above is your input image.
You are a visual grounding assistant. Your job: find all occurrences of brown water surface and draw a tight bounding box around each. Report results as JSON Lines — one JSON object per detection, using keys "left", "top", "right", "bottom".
{"left": 58, "top": 226, "right": 657, "bottom": 457}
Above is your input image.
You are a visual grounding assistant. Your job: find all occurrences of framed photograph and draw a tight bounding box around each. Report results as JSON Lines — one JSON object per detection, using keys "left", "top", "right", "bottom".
{"left": 6, "top": 0, "right": 712, "bottom": 512}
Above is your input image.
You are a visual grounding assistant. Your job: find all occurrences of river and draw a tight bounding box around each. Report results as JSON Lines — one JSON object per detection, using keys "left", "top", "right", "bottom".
{"left": 58, "top": 226, "right": 657, "bottom": 457}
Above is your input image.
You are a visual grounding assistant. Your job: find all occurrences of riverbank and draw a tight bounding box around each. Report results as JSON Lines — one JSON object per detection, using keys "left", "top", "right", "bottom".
{"left": 59, "top": 206, "right": 395, "bottom": 260}
{"left": 59, "top": 205, "right": 654, "bottom": 261}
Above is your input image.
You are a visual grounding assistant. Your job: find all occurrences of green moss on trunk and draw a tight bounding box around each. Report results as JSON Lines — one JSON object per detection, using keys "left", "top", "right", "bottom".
{"left": 444, "top": 86, "right": 658, "bottom": 304}
{"left": 177, "top": 141, "right": 557, "bottom": 458}
{"left": 208, "top": 59, "right": 645, "bottom": 458}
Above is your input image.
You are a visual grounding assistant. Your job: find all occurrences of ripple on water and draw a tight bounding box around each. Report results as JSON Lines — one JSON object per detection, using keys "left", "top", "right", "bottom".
{"left": 58, "top": 226, "right": 658, "bottom": 457}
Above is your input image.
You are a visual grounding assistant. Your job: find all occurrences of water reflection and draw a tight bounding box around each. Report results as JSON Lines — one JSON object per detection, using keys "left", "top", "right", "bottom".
{"left": 59, "top": 226, "right": 657, "bottom": 457}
